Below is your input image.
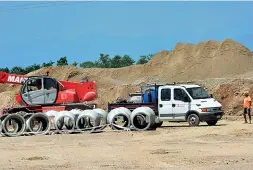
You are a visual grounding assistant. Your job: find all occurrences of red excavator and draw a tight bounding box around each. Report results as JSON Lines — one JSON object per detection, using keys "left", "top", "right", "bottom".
{"left": 0, "top": 71, "right": 97, "bottom": 115}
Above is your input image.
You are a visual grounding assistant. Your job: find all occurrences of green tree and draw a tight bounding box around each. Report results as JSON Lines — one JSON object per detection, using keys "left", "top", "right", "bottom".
{"left": 110, "top": 55, "right": 122, "bottom": 68}
{"left": 72, "top": 61, "right": 78, "bottom": 66}
{"left": 136, "top": 54, "right": 153, "bottom": 64}
{"left": 42, "top": 60, "right": 54, "bottom": 67}
{"left": 97, "top": 53, "right": 111, "bottom": 68}
{"left": 0, "top": 52, "right": 154, "bottom": 76}
{"left": 136, "top": 56, "right": 149, "bottom": 64}
{"left": 0, "top": 67, "right": 10, "bottom": 73}
{"left": 147, "top": 54, "right": 153, "bottom": 60}
{"left": 80, "top": 61, "right": 97, "bottom": 68}
{"left": 120, "top": 55, "right": 135, "bottom": 67}
{"left": 10, "top": 66, "right": 26, "bottom": 74}
{"left": 24, "top": 64, "right": 41, "bottom": 74}
{"left": 57, "top": 56, "right": 68, "bottom": 66}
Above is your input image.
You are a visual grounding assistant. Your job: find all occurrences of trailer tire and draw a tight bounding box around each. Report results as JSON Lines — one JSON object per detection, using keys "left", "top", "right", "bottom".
{"left": 187, "top": 114, "right": 200, "bottom": 126}
{"left": 206, "top": 120, "right": 217, "bottom": 126}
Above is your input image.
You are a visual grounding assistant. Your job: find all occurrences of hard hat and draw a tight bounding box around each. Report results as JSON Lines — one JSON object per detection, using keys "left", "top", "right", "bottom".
{"left": 243, "top": 91, "right": 249, "bottom": 95}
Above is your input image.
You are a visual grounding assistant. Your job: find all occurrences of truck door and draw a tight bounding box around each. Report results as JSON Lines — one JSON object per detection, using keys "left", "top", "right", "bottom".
{"left": 43, "top": 77, "right": 58, "bottom": 104}
{"left": 158, "top": 87, "right": 173, "bottom": 120}
{"left": 172, "top": 88, "right": 191, "bottom": 121}
{"left": 21, "top": 77, "right": 45, "bottom": 105}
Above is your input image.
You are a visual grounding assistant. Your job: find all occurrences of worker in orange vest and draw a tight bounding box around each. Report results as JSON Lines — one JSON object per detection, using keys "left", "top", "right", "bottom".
{"left": 243, "top": 91, "right": 251, "bottom": 124}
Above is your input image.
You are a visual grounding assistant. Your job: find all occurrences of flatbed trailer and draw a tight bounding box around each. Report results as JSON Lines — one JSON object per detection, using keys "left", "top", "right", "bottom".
{"left": 108, "top": 102, "right": 157, "bottom": 114}
{"left": 108, "top": 83, "right": 223, "bottom": 127}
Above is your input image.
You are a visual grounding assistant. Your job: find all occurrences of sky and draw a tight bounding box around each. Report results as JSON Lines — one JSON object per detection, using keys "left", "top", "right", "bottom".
{"left": 0, "top": 1, "right": 252, "bottom": 68}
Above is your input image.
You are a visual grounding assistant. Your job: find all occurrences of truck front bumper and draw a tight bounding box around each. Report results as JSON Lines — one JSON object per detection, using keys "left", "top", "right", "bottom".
{"left": 199, "top": 111, "right": 223, "bottom": 122}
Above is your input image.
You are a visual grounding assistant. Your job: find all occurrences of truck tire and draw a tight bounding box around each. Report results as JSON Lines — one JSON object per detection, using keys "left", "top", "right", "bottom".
{"left": 187, "top": 114, "right": 200, "bottom": 126}
{"left": 206, "top": 120, "right": 217, "bottom": 126}
{"left": 154, "top": 121, "right": 163, "bottom": 128}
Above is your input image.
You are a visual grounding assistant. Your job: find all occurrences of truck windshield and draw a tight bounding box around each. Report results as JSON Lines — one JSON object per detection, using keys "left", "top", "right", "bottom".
{"left": 186, "top": 87, "right": 210, "bottom": 99}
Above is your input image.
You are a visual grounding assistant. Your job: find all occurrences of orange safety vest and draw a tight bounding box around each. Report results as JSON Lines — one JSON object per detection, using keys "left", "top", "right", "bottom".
{"left": 244, "top": 96, "right": 251, "bottom": 108}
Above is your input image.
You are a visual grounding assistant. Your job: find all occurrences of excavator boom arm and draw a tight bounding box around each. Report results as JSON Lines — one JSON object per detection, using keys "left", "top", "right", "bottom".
{"left": 0, "top": 72, "right": 28, "bottom": 84}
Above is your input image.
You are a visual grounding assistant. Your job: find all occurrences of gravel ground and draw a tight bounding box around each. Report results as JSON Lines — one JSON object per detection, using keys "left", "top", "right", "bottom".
{"left": 0, "top": 119, "right": 253, "bottom": 170}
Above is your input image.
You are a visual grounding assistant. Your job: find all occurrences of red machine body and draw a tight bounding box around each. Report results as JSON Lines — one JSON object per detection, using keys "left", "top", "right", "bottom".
{"left": 0, "top": 71, "right": 97, "bottom": 114}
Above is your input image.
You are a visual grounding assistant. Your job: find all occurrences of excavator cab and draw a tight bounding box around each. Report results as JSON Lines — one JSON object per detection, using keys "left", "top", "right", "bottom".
{"left": 20, "top": 76, "right": 59, "bottom": 105}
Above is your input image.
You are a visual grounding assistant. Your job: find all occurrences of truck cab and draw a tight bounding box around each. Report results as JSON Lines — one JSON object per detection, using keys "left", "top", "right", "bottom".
{"left": 157, "top": 84, "right": 223, "bottom": 126}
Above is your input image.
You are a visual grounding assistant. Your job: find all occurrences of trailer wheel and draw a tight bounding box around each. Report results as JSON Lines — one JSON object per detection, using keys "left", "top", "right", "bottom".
{"left": 187, "top": 114, "right": 200, "bottom": 126}
{"left": 206, "top": 120, "right": 217, "bottom": 126}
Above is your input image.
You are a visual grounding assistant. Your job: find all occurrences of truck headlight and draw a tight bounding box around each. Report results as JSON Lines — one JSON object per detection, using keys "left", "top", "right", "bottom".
{"left": 201, "top": 108, "right": 212, "bottom": 112}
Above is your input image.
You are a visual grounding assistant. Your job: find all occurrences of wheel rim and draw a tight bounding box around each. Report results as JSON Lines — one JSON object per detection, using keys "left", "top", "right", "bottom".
{"left": 189, "top": 116, "right": 197, "bottom": 125}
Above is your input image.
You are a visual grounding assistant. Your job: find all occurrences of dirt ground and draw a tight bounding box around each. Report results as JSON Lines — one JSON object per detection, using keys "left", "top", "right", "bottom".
{"left": 1, "top": 119, "right": 253, "bottom": 170}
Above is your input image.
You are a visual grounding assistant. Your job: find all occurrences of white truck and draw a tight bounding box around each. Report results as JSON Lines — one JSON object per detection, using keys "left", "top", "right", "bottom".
{"left": 108, "top": 84, "right": 223, "bottom": 126}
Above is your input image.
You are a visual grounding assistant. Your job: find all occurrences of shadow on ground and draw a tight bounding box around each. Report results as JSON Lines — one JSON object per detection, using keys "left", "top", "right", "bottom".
{"left": 160, "top": 123, "right": 228, "bottom": 128}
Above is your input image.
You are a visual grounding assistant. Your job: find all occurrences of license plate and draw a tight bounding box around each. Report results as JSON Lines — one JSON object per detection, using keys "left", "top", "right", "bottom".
{"left": 216, "top": 115, "right": 221, "bottom": 118}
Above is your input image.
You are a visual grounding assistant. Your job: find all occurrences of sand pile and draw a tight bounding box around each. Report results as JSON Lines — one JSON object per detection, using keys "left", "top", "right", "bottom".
{"left": 144, "top": 38, "right": 253, "bottom": 82}
{"left": 0, "top": 38, "right": 252, "bottom": 114}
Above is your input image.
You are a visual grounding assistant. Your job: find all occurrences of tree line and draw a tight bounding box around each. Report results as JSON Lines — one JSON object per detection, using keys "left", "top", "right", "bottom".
{"left": 0, "top": 53, "right": 154, "bottom": 75}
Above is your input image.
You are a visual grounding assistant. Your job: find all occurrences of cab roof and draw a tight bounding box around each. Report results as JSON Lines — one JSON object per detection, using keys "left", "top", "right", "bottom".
{"left": 177, "top": 84, "right": 201, "bottom": 88}
{"left": 161, "top": 84, "right": 201, "bottom": 88}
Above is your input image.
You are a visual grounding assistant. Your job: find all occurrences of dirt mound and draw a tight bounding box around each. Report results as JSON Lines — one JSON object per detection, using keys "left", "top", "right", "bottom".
{"left": 213, "top": 79, "right": 253, "bottom": 116}
{"left": 0, "top": 38, "right": 252, "bottom": 115}
{"left": 145, "top": 38, "right": 253, "bottom": 82}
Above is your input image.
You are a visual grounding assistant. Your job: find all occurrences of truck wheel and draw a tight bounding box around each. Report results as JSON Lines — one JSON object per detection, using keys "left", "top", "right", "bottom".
{"left": 187, "top": 114, "right": 200, "bottom": 126}
{"left": 156, "top": 121, "right": 163, "bottom": 127}
{"left": 152, "top": 121, "right": 163, "bottom": 128}
{"left": 206, "top": 120, "right": 217, "bottom": 126}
